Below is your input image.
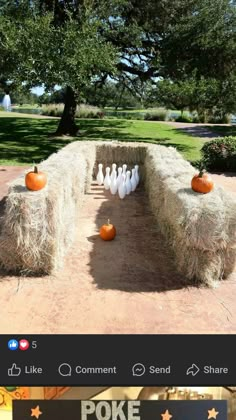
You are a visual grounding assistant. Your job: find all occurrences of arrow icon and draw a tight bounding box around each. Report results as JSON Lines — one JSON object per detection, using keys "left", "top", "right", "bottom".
{"left": 186, "top": 363, "right": 200, "bottom": 376}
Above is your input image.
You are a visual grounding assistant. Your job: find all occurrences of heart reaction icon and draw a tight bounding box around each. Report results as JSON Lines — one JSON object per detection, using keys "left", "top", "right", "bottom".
{"left": 19, "top": 339, "right": 30, "bottom": 351}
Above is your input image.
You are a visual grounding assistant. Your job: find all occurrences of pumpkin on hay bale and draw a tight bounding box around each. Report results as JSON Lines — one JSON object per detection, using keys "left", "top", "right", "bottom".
{"left": 25, "top": 166, "right": 47, "bottom": 191}
{"left": 191, "top": 169, "right": 214, "bottom": 194}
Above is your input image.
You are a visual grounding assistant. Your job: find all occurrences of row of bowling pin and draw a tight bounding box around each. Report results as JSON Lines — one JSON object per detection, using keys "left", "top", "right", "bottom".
{"left": 96, "top": 163, "right": 140, "bottom": 199}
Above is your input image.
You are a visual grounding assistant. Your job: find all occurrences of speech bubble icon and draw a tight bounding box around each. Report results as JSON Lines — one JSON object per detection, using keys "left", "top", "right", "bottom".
{"left": 58, "top": 363, "right": 72, "bottom": 376}
{"left": 132, "top": 363, "right": 146, "bottom": 376}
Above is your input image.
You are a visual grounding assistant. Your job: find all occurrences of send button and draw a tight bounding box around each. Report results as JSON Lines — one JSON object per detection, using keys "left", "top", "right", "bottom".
{"left": 149, "top": 365, "right": 171, "bottom": 374}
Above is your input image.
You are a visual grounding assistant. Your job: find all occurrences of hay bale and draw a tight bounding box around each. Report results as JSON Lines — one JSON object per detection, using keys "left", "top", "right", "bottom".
{"left": 94, "top": 142, "right": 147, "bottom": 183}
{"left": 145, "top": 145, "right": 236, "bottom": 285}
{"left": 0, "top": 142, "right": 96, "bottom": 274}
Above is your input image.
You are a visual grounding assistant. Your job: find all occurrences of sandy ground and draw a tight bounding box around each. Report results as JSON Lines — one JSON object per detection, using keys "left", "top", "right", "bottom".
{"left": 0, "top": 167, "right": 236, "bottom": 334}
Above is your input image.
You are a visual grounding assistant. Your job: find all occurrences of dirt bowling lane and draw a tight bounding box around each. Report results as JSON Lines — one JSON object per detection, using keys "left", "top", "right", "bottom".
{"left": 0, "top": 181, "right": 236, "bottom": 334}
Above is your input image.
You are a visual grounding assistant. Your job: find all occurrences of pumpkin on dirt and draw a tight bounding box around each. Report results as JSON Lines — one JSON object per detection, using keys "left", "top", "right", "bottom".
{"left": 191, "top": 170, "right": 214, "bottom": 194}
{"left": 99, "top": 219, "right": 116, "bottom": 241}
{"left": 25, "top": 166, "right": 47, "bottom": 191}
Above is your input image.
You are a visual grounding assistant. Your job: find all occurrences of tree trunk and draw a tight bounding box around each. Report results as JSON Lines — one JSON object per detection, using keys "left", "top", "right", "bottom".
{"left": 115, "top": 85, "right": 125, "bottom": 110}
{"left": 55, "top": 86, "right": 78, "bottom": 136}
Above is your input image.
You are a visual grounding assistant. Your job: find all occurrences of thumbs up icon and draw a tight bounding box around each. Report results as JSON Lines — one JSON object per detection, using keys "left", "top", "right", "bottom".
{"left": 8, "top": 363, "right": 21, "bottom": 376}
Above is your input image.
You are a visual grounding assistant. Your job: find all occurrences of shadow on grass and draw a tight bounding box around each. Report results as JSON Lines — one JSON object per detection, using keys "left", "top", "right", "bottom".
{"left": 0, "top": 117, "right": 66, "bottom": 163}
{"left": 0, "top": 117, "right": 197, "bottom": 164}
{"left": 172, "top": 125, "right": 219, "bottom": 139}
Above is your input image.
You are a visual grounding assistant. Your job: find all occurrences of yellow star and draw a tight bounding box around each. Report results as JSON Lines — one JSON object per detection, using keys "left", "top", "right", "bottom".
{"left": 208, "top": 408, "right": 219, "bottom": 419}
{"left": 161, "top": 409, "right": 173, "bottom": 420}
{"left": 31, "top": 406, "right": 42, "bottom": 419}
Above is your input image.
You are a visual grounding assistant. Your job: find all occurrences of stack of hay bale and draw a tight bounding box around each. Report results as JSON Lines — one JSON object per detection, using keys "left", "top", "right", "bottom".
{"left": 0, "top": 142, "right": 96, "bottom": 275}
{"left": 0, "top": 140, "right": 235, "bottom": 286}
{"left": 145, "top": 145, "right": 236, "bottom": 286}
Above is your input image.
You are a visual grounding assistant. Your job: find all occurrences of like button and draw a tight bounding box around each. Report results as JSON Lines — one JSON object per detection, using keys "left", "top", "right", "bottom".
{"left": 8, "top": 363, "right": 21, "bottom": 377}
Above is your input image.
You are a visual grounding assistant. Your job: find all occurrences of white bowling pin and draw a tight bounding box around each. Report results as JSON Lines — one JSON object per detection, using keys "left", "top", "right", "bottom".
{"left": 116, "top": 167, "right": 123, "bottom": 188}
{"left": 122, "top": 164, "right": 127, "bottom": 180}
{"left": 118, "top": 174, "right": 126, "bottom": 199}
{"left": 110, "top": 172, "right": 118, "bottom": 195}
{"left": 135, "top": 164, "right": 140, "bottom": 186}
{"left": 96, "top": 163, "right": 104, "bottom": 185}
{"left": 104, "top": 167, "right": 111, "bottom": 190}
{"left": 131, "top": 168, "right": 137, "bottom": 191}
{"left": 111, "top": 163, "right": 117, "bottom": 181}
{"left": 125, "top": 171, "right": 132, "bottom": 195}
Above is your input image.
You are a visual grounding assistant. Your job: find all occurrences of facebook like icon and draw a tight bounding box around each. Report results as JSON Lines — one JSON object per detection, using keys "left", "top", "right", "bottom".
{"left": 8, "top": 339, "right": 19, "bottom": 351}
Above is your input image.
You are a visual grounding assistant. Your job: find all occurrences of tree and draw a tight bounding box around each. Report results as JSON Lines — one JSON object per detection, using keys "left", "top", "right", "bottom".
{"left": 154, "top": 79, "right": 195, "bottom": 115}
{"left": 159, "top": 0, "right": 236, "bottom": 80}
{"left": 155, "top": 75, "right": 236, "bottom": 122}
{"left": 38, "top": 89, "right": 65, "bottom": 106}
{"left": 0, "top": 4, "right": 117, "bottom": 134}
{"left": 2, "top": 0, "right": 236, "bottom": 133}
{"left": 82, "top": 80, "right": 142, "bottom": 109}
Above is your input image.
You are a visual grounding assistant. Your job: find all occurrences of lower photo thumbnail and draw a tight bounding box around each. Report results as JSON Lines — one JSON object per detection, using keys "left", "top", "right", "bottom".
{"left": 0, "top": 386, "right": 235, "bottom": 420}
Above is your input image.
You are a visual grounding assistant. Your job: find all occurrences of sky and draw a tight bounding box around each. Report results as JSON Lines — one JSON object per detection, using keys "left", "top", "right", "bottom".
{"left": 31, "top": 86, "right": 45, "bottom": 96}
{"left": 31, "top": 85, "right": 61, "bottom": 96}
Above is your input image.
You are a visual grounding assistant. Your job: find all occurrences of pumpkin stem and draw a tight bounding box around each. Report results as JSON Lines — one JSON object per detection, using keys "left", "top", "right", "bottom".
{"left": 34, "top": 166, "right": 38, "bottom": 174}
{"left": 107, "top": 219, "right": 110, "bottom": 225}
{"left": 198, "top": 161, "right": 206, "bottom": 177}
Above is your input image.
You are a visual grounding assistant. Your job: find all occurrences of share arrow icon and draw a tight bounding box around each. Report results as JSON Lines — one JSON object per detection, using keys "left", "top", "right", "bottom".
{"left": 186, "top": 363, "right": 200, "bottom": 376}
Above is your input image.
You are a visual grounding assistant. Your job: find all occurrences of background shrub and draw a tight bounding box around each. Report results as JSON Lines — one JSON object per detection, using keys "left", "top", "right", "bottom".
{"left": 42, "top": 104, "right": 63, "bottom": 116}
{"left": 76, "top": 104, "right": 104, "bottom": 118}
{"left": 192, "top": 116, "right": 200, "bottom": 123}
{"left": 42, "top": 103, "right": 104, "bottom": 118}
{"left": 201, "top": 137, "right": 236, "bottom": 172}
{"left": 175, "top": 115, "right": 193, "bottom": 123}
{"left": 104, "top": 110, "right": 144, "bottom": 120}
{"left": 207, "top": 114, "right": 231, "bottom": 124}
{"left": 144, "top": 110, "right": 169, "bottom": 121}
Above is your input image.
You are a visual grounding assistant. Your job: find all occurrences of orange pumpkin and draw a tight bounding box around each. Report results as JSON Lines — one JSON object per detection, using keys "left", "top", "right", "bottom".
{"left": 25, "top": 166, "right": 47, "bottom": 191}
{"left": 191, "top": 170, "right": 214, "bottom": 194}
{"left": 100, "top": 219, "right": 116, "bottom": 241}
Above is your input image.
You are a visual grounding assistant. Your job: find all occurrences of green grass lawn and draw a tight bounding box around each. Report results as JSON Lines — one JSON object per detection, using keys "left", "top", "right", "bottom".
{"left": 0, "top": 114, "right": 205, "bottom": 166}
{"left": 12, "top": 104, "right": 41, "bottom": 109}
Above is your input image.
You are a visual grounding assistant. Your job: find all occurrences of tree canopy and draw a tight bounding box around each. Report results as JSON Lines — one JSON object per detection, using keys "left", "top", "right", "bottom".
{"left": 1, "top": 0, "right": 236, "bottom": 133}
